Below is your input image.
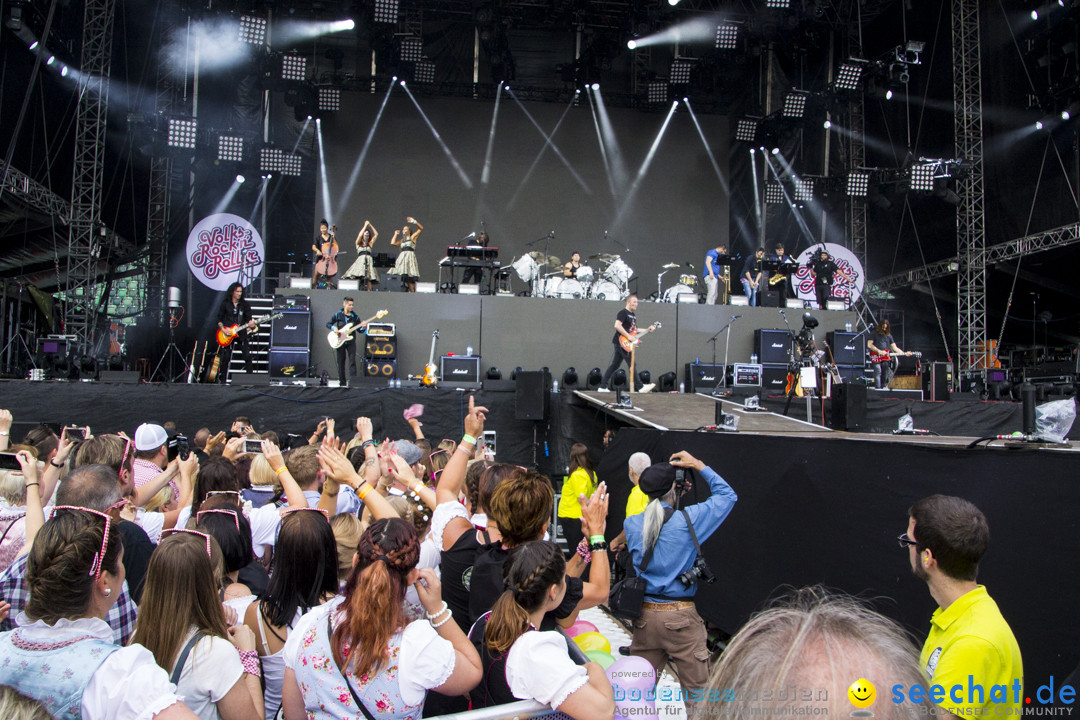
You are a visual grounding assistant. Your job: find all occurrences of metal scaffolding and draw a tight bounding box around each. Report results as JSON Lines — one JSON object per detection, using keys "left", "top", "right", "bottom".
{"left": 65, "top": 0, "right": 118, "bottom": 351}
{"left": 952, "top": 0, "right": 987, "bottom": 372}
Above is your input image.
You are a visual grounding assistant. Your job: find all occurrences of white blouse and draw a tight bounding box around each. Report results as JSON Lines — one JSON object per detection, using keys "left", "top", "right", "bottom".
{"left": 173, "top": 629, "right": 244, "bottom": 720}
{"left": 506, "top": 631, "right": 589, "bottom": 710}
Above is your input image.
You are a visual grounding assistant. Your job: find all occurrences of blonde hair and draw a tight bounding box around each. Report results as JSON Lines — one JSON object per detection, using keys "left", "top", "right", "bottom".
{"left": 0, "top": 686, "right": 55, "bottom": 720}
{"left": 143, "top": 485, "right": 174, "bottom": 513}
{"left": 249, "top": 453, "right": 276, "bottom": 487}
{"left": 0, "top": 468, "right": 27, "bottom": 506}
{"left": 330, "top": 513, "right": 367, "bottom": 585}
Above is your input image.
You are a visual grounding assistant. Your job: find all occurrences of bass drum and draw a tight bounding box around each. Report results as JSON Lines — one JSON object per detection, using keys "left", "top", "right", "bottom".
{"left": 591, "top": 280, "right": 623, "bottom": 301}
{"left": 575, "top": 266, "right": 594, "bottom": 283}
{"left": 662, "top": 285, "right": 697, "bottom": 303}
{"left": 539, "top": 277, "right": 563, "bottom": 297}
{"left": 554, "top": 278, "right": 586, "bottom": 298}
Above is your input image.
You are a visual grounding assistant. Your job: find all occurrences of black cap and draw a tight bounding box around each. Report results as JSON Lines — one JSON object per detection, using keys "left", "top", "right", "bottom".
{"left": 638, "top": 462, "right": 679, "bottom": 499}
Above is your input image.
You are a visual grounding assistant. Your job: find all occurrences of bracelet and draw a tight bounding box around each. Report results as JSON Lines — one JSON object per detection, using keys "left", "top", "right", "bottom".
{"left": 25, "top": 483, "right": 39, "bottom": 488}
{"left": 461, "top": 434, "right": 476, "bottom": 446}
{"left": 575, "top": 538, "right": 592, "bottom": 564}
{"left": 431, "top": 609, "right": 454, "bottom": 628}
{"left": 274, "top": 466, "right": 288, "bottom": 475}
{"left": 49, "top": 459, "right": 64, "bottom": 468}
{"left": 589, "top": 535, "right": 605, "bottom": 545}
{"left": 589, "top": 540, "right": 609, "bottom": 552}
{"left": 357, "top": 483, "right": 372, "bottom": 500}
{"left": 237, "top": 650, "right": 262, "bottom": 678}
{"left": 425, "top": 601, "right": 449, "bottom": 620}
{"left": 0, "top": 431, "right": 9, "bottom": 436}
{"left": 361, "top": 439, "right": 376, "bottom": 451}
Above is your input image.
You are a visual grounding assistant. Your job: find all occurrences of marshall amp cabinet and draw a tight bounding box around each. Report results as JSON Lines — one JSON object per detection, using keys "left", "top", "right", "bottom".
{"left": 755, "top": 329, "right": 792, "bottom": 365}
{"left": 684, "top": 363, "right": 725, "bottom": 392}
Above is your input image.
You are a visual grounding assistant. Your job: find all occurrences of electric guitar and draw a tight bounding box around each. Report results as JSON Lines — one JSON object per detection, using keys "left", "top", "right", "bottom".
{"left": 619, "top": 322, "right": 661, "bottom": 352}
{"left": 327, "top": 310, "right": 389, "bottom": 349}
{"left": 216, "top": 313, "right": 285, "bottom": 347}
{"left": 870, "top": 350, "right": 922, "bottom": 364}
{"left": 421, "top": 330, "right": 440, "bottom": 386}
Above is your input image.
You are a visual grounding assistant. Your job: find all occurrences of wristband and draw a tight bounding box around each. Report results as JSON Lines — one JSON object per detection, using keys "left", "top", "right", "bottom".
{"left": 357, "top": 483, "right": 372, "bottom": 500}
{"left": 49, "top": 459, "right": 64, "bottom": 468}
{"left": 0, "top": 431, "right": 9, "bottom": 436}
{"left": 361, "top": 439, "right": 376, "bottom": 451}
{"left": 25, "top": 482, "right": 39, "bottom": 488}
{"left": 238, "top": 650, "right": 262, "bottom": 678}
{"left": 461, "top": 434, "right": 476, "bottom": 446}
{"left": 589, "top": 540, "right": 608, "bottom": 552}
{"left": 275, "top": 466, "right": 288, "bottom": 475}
{"left": 575, "top": 538, "right": 592, "bottom": 564}
{"left": 589, "top": 535, "right": 605, "bottom": 544}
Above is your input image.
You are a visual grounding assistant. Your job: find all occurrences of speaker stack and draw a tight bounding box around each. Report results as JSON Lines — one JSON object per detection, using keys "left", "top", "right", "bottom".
{"left": 269, "top": 304, "right": 312, "bottom": 378}
{"left": 365, "top": 321, "right": 397, "bottom": 378}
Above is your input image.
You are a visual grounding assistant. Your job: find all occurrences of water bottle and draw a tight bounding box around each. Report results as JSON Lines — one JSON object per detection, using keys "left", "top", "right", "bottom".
{"left": 845, "top": 321, "right": 853, "bottom": 332}
{"left": 751, "top": 353, "right": 758, "bottom": 365}
{"left": 552, "top": 379, "right": 559, "bottom": 393}
{"left": 679, "top": 382, "right": 685, "bottom": 393}
{"left": 466, "top": 345, "right": 473, "bottom": 357}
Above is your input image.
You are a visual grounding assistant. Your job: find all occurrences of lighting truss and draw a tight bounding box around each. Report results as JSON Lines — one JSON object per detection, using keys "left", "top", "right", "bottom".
{"left": 259, "top": 147, "right": 285, "bottom": 173}
{"left": 647, "top": 81, "right": 668, "bottom": 104}
{"left": 782, "top": 91, "right": 808, "bottom": 118}
{"left": 735, "top": 118, "right": 759, "bottom": 143}
{"left": 217, "top": 135, "right": 244, "bottom": 162}
{"left": 669, "top": 60, "right": 693, "bottom": 85}
{"left": 281, "top": 154, "right": 303, "bottom": 177}
{"left": 765, "top": 0, "right": 790, "bottom": 7}
{"left": 793, "top": 177, "right": 814, "bottom": 203}
{"left": 374, "top": 0, "right": 398, "bottom": 24}
{"left": 835, "top": 59, "right": 865, "bottom": 91}
{"left": 282, "top": 54, "right": 307, "bottom": 82}
{"left": 847, "top": 171, "right": 870, "bottom": 197}
{"left": 414, "top": 59, "right": 436, "bottom": 84}
{"left": 910, "top": 162, "right": 936, "bottom": 191}
{"left": 765, "top": 183, "right": 785, "bottom": 204}
{"left": 715, "top": 23, "right": 739, "bottom": 50}
{"left": 318, "top": 87, "right": 341, "bottom": 111}
{"left": 400, "top": 36, "right": 423, "bottom": 63}
{"left": 238, "top": 15, "right": 267, "bottom": 45}
{"left": 166, "top": 118, "right": 197, "bottom": 149}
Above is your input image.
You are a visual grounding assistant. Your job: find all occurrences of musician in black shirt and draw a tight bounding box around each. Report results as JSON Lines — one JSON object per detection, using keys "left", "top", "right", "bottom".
{"left": 216, "top": 282, "right": 255, "bottom": 380}
{"left": 867, "top": 320, "right": 911, "bottom": 388}
{"left": 326, "top": 297, "right": 363, "bottom": 388}
{"left": 741, "top": 248, "right": 765, "bottom": 306}
{"left": 808, "top": 248, "right": 841, "bottom": 309}
{"left": 462, "top": 230, "right": 489, "bottom": 285}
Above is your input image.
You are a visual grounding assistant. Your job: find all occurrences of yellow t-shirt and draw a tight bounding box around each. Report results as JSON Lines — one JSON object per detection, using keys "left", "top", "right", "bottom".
{"left": 919, "top": 585, "right": 1023, "bottom": 715}
{"left": 557, "top": 468, "right": 597, "bottom": 519}
{"left": 625, "top": 486, "right": 649, "bottom": 518}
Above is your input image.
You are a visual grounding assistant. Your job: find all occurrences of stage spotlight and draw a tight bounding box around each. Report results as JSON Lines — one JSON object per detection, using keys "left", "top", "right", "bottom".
{"left": 765, "top": 0, "right": 790, "bottom": 7}
{"left": 374, "top": 0, "right": 398, "bottom": 24}
{"left": 400, "top": 36, "right": 423, "bottom": 63}
{"left": 591, "top": 83, "right": 600, "bottom": 91}
{"left": 235, "top": 174, "right": 245, "bottom": 183}
{"left": 28, "top": 41, "right": 37, "bottom": 50}
{"left": 793, "top": 177, "right": 813, "bottom": 202}
{"left": 637, "top": 370, "right": 651, "bottom": 385}
{"left": 735, "top": 117, "right": 759, "bottom": 142}
{"left": 886, "top": 89, "right": 894, "bottom": 100}
{"left": 486, "top": 367, "right": 502, "bottom": 380}
{"left": 282, "top": 54, "right": 307, "bottom": 81}
{"left": 668, "top": 0, "right": 680, "bottom": 6}
{"left": 166, "top": 118, "right": 197, "bottom": 149}
{"left": 414, "top": 59, "right": 436, "bottom": 84}
{"left": 823, "top": 120, "right": 832, "bottom": 129}
{"left": 562, "top": 367, "right": 579, "bottom": 388}
{"left": 217, "top": 135, "right": 244, "bottom": 162}
{"left": 1036, "top": 120, "right": 1044, "bottom": 130}
{"left": 281, "top": 153, "right": 302, "bottom": 177}
{"left": 612, "top": 369, "right": 628, "bottom": 390}
{"left": 669, "top": 60, "right": 693, "bottom": 85}
{"left": 716, "top": 23, "right": 739, "bottom": 50}
{"left": 910, "top": 162, "right": 935, "bottom": 191}
{"left": 658, "top": 371, "right": 677, "bottom": 392}
{"left": 771, "top": 147, "right": 780, "bottom": 155}
{"left": 1062, "top": 110, "right": 1071, "bottom": 121}
{"left": 511, "top": 366, "right": 522, "bottom": 380}
{"left": 399, "top": 80, "right": 406, "bottom": 87}
{"left": 259, "top": 146, "right": 285, "bottom": 173}
{"left": 46, "top": 55, "right": 55, "bottom": 65}
{"left": 765, "top": 183, "right": 785, "bottom": 205}
{"left": 782, "top": 91, "right": 808, "bottom": 118}
{"left": 627, "top": 39, "right": 637, "bottom": 50}
{"left": 586, "top": 368, "right": 603, "bottom": 390}
{"left": 647, "top": 81, "right": 668, "bottom": 104}
{"left": 1031, "top": 9, "right": 1038, "bottom": 19}
{"left": 238, "top": 15, "right": 268, "bottom": 45}
{"left": 847, "top": 171, "right": 870, "bottom": 197}
{"left": 835, "top": 59, "right": 865, "bottom": 90}
{"left": 317, "top": 87, "right": 341, "bottom": 111}
{"left": 61, "top": 65, "right": 69, "bottom": 77}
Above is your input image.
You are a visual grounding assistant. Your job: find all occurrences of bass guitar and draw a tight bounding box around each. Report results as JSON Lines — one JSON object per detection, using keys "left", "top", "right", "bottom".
{"left": 327, "top": 310, "right": 389, "bottom": 349}
{"left": 216, "top": 313, "right": 284, "bottom": 347}
{"left": 618, "top": 322, "right": 662, "bottom": 352}
{"left": 421, "top": 330, "right": 440, "bottom": 386}
{"left": 870, "top": 350, "right": 922, "bottom": 364}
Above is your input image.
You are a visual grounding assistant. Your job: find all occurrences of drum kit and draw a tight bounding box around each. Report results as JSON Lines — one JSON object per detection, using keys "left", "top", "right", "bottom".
{"left": 656, "top": 262, "right": 702, "bottom": 304}
{"left": 510, "top": 251, "right": 633, "bottom": 300}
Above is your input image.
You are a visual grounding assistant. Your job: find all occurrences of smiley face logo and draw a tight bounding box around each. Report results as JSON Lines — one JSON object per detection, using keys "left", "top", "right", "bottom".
{"left": 848, "top": 678, "right": 876, "bottom": 709}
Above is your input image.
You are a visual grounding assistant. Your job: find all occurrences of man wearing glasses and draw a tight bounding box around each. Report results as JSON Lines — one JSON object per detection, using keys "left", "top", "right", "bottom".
{"left": 900, "top": 495, "right": 1023, "bottom": 716}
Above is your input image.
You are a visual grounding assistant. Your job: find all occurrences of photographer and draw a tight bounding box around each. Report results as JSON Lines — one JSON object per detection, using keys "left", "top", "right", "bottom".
{"left": 623, "top": 450, "right": 737, "bottom": 707}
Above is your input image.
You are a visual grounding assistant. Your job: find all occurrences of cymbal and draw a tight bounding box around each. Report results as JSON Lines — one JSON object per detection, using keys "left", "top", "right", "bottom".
{"left": 528, "top": 251, "right": 561, "bottom": 266}
{"left": 662, "top": 263, "right": 680, "bottom": 269}
{"left": 589, "top": 253, "right": 619, "bottom": 262}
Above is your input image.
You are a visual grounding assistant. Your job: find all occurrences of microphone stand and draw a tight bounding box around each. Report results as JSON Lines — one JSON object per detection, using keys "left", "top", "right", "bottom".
{"left": 707, "top": 315, "right": 739, "bottom": 397}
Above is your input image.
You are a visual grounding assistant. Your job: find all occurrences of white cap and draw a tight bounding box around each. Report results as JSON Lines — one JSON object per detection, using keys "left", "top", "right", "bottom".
{"left": 134, "top": 423, "right": 168, "bottom": 451}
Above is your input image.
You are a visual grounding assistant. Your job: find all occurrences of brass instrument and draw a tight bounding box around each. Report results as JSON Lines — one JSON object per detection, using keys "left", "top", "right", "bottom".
{"left": 768, "top": 272, "right": 786, "bottom": 287}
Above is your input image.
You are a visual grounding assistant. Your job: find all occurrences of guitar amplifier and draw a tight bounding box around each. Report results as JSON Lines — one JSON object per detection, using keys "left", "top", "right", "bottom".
{"left": 441, "top": 356, "right": 480, "bottom": 384}
{"left": 684, "top": 363, "right": 725, "bottom": 392}
{"left": 273, "top": 294, "right": 311, "bottom": 311}
{"left": 271, "top": 311, "right": 311, "bottom": 349}
{"left": 836, "top": 365, "right": 866, "bottom": 385}
{"left": 365, "top": 338, "right": 397, "bottom": 359}
{"left": 760, "top": 364, "right": 791, "bottom": 392}
{"left": 733, "top": 363, "right": 762, "bottom": 387}
{"left": 365, "top": 359, "right": 397, "bottom": 378}
{"left": 269, "top": 349, "right": 310, "bottom": 378}
{"left": 755, "top": 329, "right": 792, "bottom": 365}
{"left": 366, "top": 322, "right": 396, "bottom": 338}
{"left": 826, "top": 331, "right": 863, "bottom": 366}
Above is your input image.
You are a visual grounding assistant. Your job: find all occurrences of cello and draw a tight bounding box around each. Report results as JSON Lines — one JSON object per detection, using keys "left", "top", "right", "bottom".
{"left": 314, "top": 224, "right": 339, "bottom": 278}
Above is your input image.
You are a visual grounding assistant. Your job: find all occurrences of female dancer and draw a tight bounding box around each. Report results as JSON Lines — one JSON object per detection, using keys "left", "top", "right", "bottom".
{"left": 341, "top": 220, "right": 379, "bottom": 290}
{"left": 391, "top": 216, "right": 423, "bottom": 292}
{"left": 311, "top": 219, "right": 339, "bottom": 289}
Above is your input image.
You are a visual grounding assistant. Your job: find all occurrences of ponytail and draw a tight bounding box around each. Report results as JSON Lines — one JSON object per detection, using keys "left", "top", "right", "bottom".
{"left": 485, "top": 589, "right": 533, "bottom": 653}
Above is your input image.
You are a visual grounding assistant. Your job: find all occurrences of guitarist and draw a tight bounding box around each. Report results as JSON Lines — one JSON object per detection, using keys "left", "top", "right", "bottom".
{"left": 867, "top": 319, "right": 912, "bottom": 389}
{"left": 216, "top": 282, "right": 256, "bottom": 380}
{"left": 601, "top": 294, "right": 643, "bottom": 392}
{"left": 326, "top": 297, "right": 364, "bottom": 388}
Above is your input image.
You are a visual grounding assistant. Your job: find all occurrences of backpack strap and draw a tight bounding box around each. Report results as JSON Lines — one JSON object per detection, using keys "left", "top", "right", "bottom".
{"left": 170, "top": 632, "right": 206, "bottom": 686}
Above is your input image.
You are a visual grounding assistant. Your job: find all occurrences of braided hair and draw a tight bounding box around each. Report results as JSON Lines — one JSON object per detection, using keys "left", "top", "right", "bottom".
{"left": 484, "top": 540, "right": 565, "bottom": 653}
{"left": 333, "top": 517, "right": 421, "bottom": 676}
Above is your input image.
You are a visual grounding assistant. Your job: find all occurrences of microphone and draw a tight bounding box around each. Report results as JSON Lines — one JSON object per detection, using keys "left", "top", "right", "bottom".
{"left": 731, "top": 315, "right": 741, "bottom": 320}
{"left": 467, "top": 231, "right": 477, "bottom": 240}
{"left": 779, "top": 309, "right": 786, "bottom": 316}
{"left": 549, "top": 231, "right": 555, "bottom": 239}
{"left": 686, "top": 262, "right": 695, "bottom": 270}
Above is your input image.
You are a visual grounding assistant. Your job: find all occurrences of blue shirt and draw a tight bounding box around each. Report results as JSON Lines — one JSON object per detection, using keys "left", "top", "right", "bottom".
{"left": 624, "top": 466, "right": 737, "bottom": 600}
{"left": 703, "top": 249, "right": 721, "bottom": 279}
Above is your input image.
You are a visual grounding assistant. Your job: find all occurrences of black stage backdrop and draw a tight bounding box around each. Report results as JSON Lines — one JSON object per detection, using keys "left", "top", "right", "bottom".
{"left": 597, "top": 428, "right": 1080, "bottom": 694}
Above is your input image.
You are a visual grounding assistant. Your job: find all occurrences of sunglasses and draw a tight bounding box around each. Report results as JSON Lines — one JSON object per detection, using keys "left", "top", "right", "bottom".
{"left": 280, "top": 507, "right": 330, "bottom": 522}
{"left": 206, "top": 490, "right": 242, "bottom": 502}
{"left": 428, "top": 449, "right": 448, "bottom": 461}
{"left": 51, "top": 506, "right": 113, "bottom": 582}
{"left": 197, "top": 508, "right": 241, "bottom": 532}
{"left": 119, "top": 436, "right": 134, "bottom": 472}
{"left": 161, "top": 528, "right": 214, "bottom": 558}
{"left": 897, "top": 533, "right": 918, "bottom": 549}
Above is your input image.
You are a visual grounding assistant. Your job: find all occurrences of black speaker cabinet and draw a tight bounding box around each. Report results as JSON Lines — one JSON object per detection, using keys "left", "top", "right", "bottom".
{"left": 515, "top": 370, "right": 551, "bottom": 420}
{"left": 365, "top": 338, "right": 397, "bottom": 359}
{"left": 269, "top": 349, "right": 310, "bottom": 378}
{"left": 826, "top": 331, "right": 863, "bottom": 366}
{"left": 228, "top": 371, "right": 272, "bottom": 386}
{"left": 684, "top": 363, "right": 725, "bottom": 392}
{"left": 365, "top": 359, "right": 398, "bottom": 378}
{"left": 383, "top": 274, "right": 406, "bottom": 292}
{"left": 271, "top": 311, "right": 311, "bottom": 349}
{"left": 836, "top": 366, "right": 866, "bottom": 385}
{"left": 761, "top": 364, "right": 790, "bottom": 392}
{"left": 98, "top": 370, "right": 140, "bottom": 384}
{"left": 755, "top": 329, "right": 793, "bottom": 365}
{"left": 831, "top": 383, "right": 867, "bottom": 430}
{"left": 923, "top": 362, "right": 951, "bottom": 401}
{"left": 441, "top": 356, "right": 480, "bottom": 384}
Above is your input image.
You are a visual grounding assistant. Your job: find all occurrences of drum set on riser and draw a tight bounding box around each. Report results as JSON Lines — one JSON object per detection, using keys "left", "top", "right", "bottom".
{"left": 511, "top": 252, "right": 633, "bottom": 301}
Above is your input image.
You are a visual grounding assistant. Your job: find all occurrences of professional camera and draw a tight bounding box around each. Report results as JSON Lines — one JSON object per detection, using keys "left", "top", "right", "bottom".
{"left": 167, "top": 433, "right": 190, "bottom": 462}
{"left": 677, "top": 555, "right": 716, "bottom": 587}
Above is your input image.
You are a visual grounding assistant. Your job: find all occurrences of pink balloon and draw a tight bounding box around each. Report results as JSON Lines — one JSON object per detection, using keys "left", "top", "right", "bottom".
{"left": 565, "top": 620, "right": 599, "bottom": 638}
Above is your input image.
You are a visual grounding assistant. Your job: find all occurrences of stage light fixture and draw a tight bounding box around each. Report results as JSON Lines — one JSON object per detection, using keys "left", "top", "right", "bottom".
{"left": 28, "top": 41, "right": 37, "bottom": 50}
{"left": 318, "top": 87, "right": 341, "bottom": 111}
{"left": 217, "top": 135, "right": 244, "bottom": 162}
{"left": 647, "top": 81, "right": 668, "bottom": 104}
{"left": 885, "top": 89, "right": 894, "bottom": 100}
{"left": 835, "top": 59, "right": 865, "bottom": 90}
{"left": 1031, "top": 9, "right": 1038, "bottom": 19}
{"left": 765, "top": 183, "right": 785, "bottom": 205}
{"left": 236, "top": 174, "right": 245, "bottom": 183}
{"left": 847, "top": 171, "right": 869, "bottom": 197}
{"left": 910, "top": 163, "right": 936, "bottom": 191}
{"left": 586, "top": 368, "right": 603, "bottom": 390}
{"left": 1062, "top": 110, "right": 1072, "bottom": 121}
{"left": 282, "top": 54, "right": 307, "bottom": 81}
{"left": 373, "top": 0, "right": 398, "bottom": 24}
{"left": 715, "top": 23, "right": 739, "bottom": 50}
{"left": 765, "top": 0, "right": 790, "bottom": 7}
{"left": 61, "top": 65, "right": 69, "bottom": 77}
{"left": 823, "top": 120, "right": 832, "bottom": 129}
{"left": 612, "top": 369, "right": 628, "bottom": 390}
{"left": 771, "top": 147, "right": 780, "bottom": 155}
{"left": 793, "top": 177, "right": 814, "bottom": 203}
{"left": 562, "top": 367, "right": 579, "bottom": 388}
{"left": 657, "top": 371, "right": 677, "bottom": 393}
{"left": 238, "top": 15, "right": 268, "bottom": 45}
{"left": 591, "top": 83, "right": 600, "bottom": 91}
{"left": 46, "top": 55, "right": 55, "bottom": 65}
{"left": 486, "top": 367, "right": 502, "bottom": 380}
{"left": 166, "top": 118, "right": 197, "bottom": 149}
{"left": 414, "top": 59, "right": 436, "bottom": 83}
{"left": 669, "top": 60, "right": 693, "bottom": 85}
{"left": 782, "top": 91, "right": 808, "bottom": 118}
{"left": 735, "top": 117, "right": 759, "bottom": 142}
{"left": 281, "top": 154, "right": 302, "bottom": 177}
{"left": 259, "top": 146, "right": 285, "bottom": 173}
{"left": 400, "top": 36, "right": 423, "bottom": 63}
{"left": 627, "top": 39, "right": 638, "bottom": 50}
{"left": 1036, "top": 120, "right": 1045, "bottom": 130}
{"left": 637, "top": 370, "right": 651, "bottom": 385}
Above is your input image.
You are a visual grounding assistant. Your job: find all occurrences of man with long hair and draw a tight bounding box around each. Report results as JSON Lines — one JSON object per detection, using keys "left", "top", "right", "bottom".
{"left": 216, "top": 282, "right": 257, "bottom": 381}
{"left": 867, "top": 319, "right": 911, "bottom": 389}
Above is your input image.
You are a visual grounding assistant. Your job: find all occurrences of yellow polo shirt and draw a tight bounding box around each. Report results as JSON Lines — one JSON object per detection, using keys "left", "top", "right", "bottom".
{"left": 625, "top": 486, "right": 649, "bottom": 517}
{"left": 920, "top": 585, "right": 1023, "bottom": 716}
{"left": 557, "top": 468, "right": 597, "bottom": 519}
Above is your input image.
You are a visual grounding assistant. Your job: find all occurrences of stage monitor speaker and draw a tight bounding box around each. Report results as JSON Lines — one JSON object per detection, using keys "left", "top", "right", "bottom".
{"left": 288, "top": 277, "right": 312, "bottom": 289}
{"left": 384, "top": 274, "right": 405, "bottom": 292}
{"left": 365, "top": 338, "right": 397, "bottom": 359}
{"left": 269, "top": 349, "right": 310, "bottom": 378}
{"left": 271, "top": 311, "right": 311, "bottom": 349}
{"left": 729, "top": 295, "right": 749, "bottom": 306}
{"left": 99, "top": 370, "right": 140, "bottom": 384}
{"left": 831, "top": 383, "right": 867, "bottom": 430}
{"left": 515, "top": 370, "right": 551, "bottom": 420}
{"left": 761, "top": 364, "right": 790, "bottom": 392}
{"left": 365, "top": 359, "right": 398, "bottom": 378}
{"left": 836, "top": 365, "right": 866, "bottom": 385}
{"left": 826, "top": 331, "right": 863, "bottom": 366}
{"left": 229, "top": 371, "right": 272, "bottom": 386}
{"left": 762, "top": 288, "right": 786, "bottom": 308}
{"left": 923, "top": 362, "right": 951, "bottom": 401}
{"left": 684, "top": 363, "right": 725, "bottom": 392}
{"left": 337, "top": 279, "right": 359, "bottom": 291}
{"left": 415, "top": 282, "right": 437, "bottom": 294}
{"left": 441, "top": 355, "right": 480, "bottom": 384}
{"left": 755, "top": 329, "right": 792, "bottom": 365}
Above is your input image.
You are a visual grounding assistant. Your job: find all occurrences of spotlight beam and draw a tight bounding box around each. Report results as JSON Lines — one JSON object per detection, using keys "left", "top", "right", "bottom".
{"left": 629, "top": 16, "right": 719, "bottom": 50}
{"left": 315, "top": 119, "right": 334, "bottom": 224}
{"left": 763, "top": 151, "right": 814, "bottom": 242}
{"left": 211, "top": 176, "right": 245, "bottom": 214}
{"left": 586, "top": 89, "right": 618, "bottom": 199}
{"left": 398, "top": 82, "right": 473, "bottom": 189}
{"left": 273, "top": 18, "right": 357, "bottom": 47}
{"left": 591, "top": 85, "right": 628, "bottom": 196}
{"left": 613, "top": 101, "right": 678, "bottom": 227}
{"left": 750, "top": 150, "right": 762, "bottom": 236}
{"left": 505, "top": 91, "right": 589, "bottom": 210}
{"left": 334, "top": 83, "right": 393, "bottom": 218}
{"left": 480, "top": 82, "right": 504, "bottom": 187}
{"left": 683, "top": 99, "right": 729, "bottom": 193}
